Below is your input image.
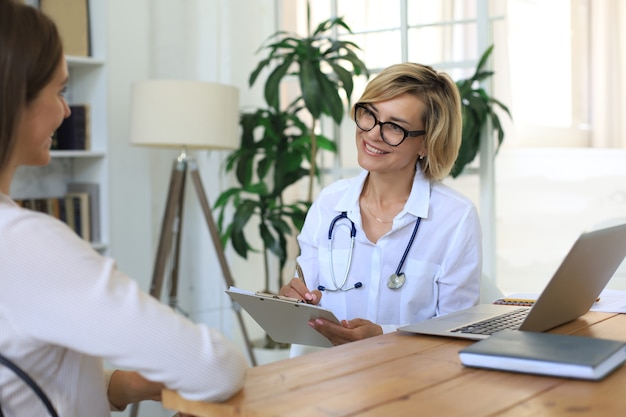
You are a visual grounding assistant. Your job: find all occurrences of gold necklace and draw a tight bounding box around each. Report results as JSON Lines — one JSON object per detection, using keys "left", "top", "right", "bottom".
{"left": 364, "top": 198, "right": 394, "bottom": 224}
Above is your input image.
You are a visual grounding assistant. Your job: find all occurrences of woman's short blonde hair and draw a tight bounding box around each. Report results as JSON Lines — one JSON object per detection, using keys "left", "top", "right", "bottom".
{"left": 352, "top": 63, "right": 462, "bottom": 180}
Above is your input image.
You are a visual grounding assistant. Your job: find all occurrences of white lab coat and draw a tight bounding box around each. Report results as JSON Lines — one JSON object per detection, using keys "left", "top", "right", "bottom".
{"left": 295, "top": 167, "right": 482, "bottom": 349}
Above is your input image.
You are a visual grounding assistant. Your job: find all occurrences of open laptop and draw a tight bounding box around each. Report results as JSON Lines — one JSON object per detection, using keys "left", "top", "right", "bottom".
{"left": 398, "top": 223, "right": 626, "bottom": 340}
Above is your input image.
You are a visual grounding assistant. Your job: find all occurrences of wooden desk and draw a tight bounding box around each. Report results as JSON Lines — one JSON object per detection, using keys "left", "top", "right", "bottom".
{"left": 163, "top": 312, "right": 626, "bottom": 416}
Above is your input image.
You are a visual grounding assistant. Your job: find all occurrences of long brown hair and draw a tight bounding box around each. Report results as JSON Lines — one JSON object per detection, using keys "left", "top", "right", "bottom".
{"left": 353, "top": 63, "right": 462, "bottom": 181}
{"left": 0, "top": 0, "right": 63, "bottom": 171}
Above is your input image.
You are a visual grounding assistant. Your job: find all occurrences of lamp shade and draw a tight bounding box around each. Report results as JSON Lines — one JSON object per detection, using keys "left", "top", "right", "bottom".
{"left": 129, "top": 80, "right": 239, "bottom": 150}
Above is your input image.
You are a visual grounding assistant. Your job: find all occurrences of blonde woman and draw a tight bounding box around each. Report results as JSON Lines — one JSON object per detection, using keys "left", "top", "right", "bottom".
{"left": 281, "top": 63, "right": 482, "bottom": 352}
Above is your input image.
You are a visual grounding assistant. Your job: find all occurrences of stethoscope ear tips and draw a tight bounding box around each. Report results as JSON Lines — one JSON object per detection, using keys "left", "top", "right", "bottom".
{"left": 354, "top": 282, "right": 363, "bottom": 289}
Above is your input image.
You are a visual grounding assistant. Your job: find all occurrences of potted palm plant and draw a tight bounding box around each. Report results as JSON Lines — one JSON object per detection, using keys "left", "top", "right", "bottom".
{"left": 215, "top": 104, "right": 329, "bottom": 294}
{"left": 214, "top": 8, "right": 368, "bottom": 349}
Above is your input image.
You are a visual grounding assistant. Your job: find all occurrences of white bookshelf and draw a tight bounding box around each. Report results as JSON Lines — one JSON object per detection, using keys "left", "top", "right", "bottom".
{"left": 11, "top": 0, "right": 109, "bottom": 253}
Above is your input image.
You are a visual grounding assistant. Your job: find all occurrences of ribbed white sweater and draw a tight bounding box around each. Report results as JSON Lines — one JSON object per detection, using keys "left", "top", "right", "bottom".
{"left": 0, "top": 193, "right": 247, "bottom": 417}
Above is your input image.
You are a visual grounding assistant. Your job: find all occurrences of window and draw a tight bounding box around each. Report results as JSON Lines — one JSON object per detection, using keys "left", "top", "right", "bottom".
{"left": 506, "top": 0, "right": 590, "bottom": 147}
{"left": 275, "top": 0, "right": 597, "bottom": 287}
{"left": 278, "top": 0, "right": 592, "bottom": 160}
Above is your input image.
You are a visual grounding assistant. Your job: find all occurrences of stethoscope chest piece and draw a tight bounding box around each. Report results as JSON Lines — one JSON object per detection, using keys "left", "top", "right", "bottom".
{"left": 387, "top": 273, "right": 405, "bottom": 289}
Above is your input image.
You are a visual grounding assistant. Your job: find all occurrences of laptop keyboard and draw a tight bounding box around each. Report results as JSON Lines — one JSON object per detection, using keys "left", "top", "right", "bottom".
{"left": 450, "top": 308, "right": 530, "bottom": 336}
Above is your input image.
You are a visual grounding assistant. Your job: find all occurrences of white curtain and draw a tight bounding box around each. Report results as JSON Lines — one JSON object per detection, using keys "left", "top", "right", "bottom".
{"left": 590, "top": 0, "right": 626, "bottom": 148}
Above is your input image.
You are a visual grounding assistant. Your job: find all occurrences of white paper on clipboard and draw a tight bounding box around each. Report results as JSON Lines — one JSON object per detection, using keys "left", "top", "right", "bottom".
{"left": 226, "top": 286, "right": 340, "bottom": 347}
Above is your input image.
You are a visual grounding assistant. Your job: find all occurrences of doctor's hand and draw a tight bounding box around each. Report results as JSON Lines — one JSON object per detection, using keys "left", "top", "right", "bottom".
{"left": 279, "top": 278, "right": 322, "bottom": 305}
{"left": 308, "top": 318, "right": 383, "bottom": 346}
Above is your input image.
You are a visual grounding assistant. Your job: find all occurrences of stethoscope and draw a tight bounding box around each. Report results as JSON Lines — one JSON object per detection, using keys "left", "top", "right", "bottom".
{"left": 319, "top": 212, "right": 422, "bottom": 291}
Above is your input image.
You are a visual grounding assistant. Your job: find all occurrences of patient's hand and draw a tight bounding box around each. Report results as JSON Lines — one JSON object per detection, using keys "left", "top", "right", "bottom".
{"left": 108, "top": 370, "right": 165, "bottom": 410}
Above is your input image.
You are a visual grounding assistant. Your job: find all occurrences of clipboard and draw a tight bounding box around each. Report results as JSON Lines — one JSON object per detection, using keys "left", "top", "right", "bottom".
{"left": 226, "top": 286, "right": 340, "bottom": 347}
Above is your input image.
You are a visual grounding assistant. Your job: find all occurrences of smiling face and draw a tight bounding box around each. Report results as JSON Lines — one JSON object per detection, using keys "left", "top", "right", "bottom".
{"left": 12, "top": 56, "right": 71, "bottom": 167}
{"left": 355, "top": 93, "right": 427, "bottom": 177}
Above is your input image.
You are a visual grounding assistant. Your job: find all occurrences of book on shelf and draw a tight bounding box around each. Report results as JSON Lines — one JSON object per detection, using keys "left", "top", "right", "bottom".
{"left": 53, "top": 104, "right": 91, "bottom": 151}
{"left": 15, "top": 192, "right": 92, "bottom": 243}
{"left": 15, "top": 196, "right": 63, "bottom": 221}
{"left": 65, "top": 192, "right": 90, "bottom": 242}
{"left": 62, "top": 195, "right": 75, "bottom": 233}
{"left": 67, "top": 182, "right": 100, "bottom": 242}
{"left": 46, "top": 197, "right": 61, "bottom": 219}
{"left": 458, "top": 330, "right": 626, "bottom": 381}
{"left": 39, "top": 0, "right": 90, "bottom": 57}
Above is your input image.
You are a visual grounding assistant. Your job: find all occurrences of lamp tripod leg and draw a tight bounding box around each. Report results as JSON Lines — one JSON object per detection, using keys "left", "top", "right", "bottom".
{"left": 130, "top": 159, "right": 187, "bottom": 417}
{"left": 149, "top": 159, "right": 187, "bottom": 299}
{"left": 168, "top": 163, "right": 187, "bottom": 312}
{"left": 188, "top": 160, "right": 258, "bottom": 366}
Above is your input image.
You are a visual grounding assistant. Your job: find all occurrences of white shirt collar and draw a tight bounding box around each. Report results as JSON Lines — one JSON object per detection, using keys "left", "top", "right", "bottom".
{"left": 333, "top": 164, "right": 432, "bottom": 221}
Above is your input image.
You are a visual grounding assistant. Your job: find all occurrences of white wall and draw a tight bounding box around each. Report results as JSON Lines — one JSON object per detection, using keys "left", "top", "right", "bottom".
{"left": 107, "top": 0, "right": 152, "bottom": 285}
{"left": 106, "top": 1, "right": 276, "bottom": 415}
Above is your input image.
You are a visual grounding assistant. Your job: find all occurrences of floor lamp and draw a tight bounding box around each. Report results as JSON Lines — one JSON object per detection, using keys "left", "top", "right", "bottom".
{"left": 128, "top": 80, "right": 257, "bottom": 411}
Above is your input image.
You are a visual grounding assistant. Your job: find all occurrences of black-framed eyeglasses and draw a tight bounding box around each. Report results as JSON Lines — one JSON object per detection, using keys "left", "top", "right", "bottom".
{"left": 354, "top": 103, "right": 426, "bottom": 147}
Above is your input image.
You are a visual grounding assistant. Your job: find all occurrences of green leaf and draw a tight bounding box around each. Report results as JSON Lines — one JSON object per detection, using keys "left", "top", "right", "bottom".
{"left": 490, "top": 97, "right": 512, "bottom": 118}
{"left": 265, "top": 58, "right": 293, "bottom": 110}
{"left": 312, "top": 18, "right": 333, "bottom": 36}
{"left": 234, "top": 152, "right": 255, "bottom": 187}
{"left": 474, "top": 44, "right": 494, "bottom": 75}
{"left": 219, "top": 222, "right": 233, "bottom": 249}
{"left": 213, "top": 187, "right": 242, "bottom": 209}
{"left": 260, "top": 223, "right": 282, "bottom": 259}
{"left": 267, "top": 213, "right": 292, "bottom": 236}
{"left": 311, "top": 134, "right": 337, "bottom": 152}
{"left": 335, "top": 50, "right": 369, "bottom": 77}
{"left": 249, "top": 57, "right": 272, "bottom": 87}
{"left": 242, "top": 182, "right": 269, "bottom": 196}
{"left": 231, "top": 227, "right": 249, "bottom": 258}
{"left": 299, "top": 60, "right": 323, "bottom": 119}
{"left": 256, "top": 156, "right": 273, "bottom": 181}
{"left": 276, "top": 232, "right": 288, "bottom": 276}
{"left": 318, "top": 71, "right": 344, "bottom": 123}
{"left": 232, "top": 200, "right": 257, "bottom": 234}
{"left": 328, "top": 61, "right": 354, "bottom": 100}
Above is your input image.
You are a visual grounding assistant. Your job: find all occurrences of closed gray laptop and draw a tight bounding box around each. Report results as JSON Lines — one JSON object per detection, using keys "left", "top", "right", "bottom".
{"left": 398, "top": 223, "right": 626, "bottom": 340}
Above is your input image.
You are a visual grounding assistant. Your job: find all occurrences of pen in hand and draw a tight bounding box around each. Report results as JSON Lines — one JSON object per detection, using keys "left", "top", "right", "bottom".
{"left": 295, "top": 263, "right": 306, "bottom": 285}
{"left": 295, "top": 263, "right": 314, "bottom": 304}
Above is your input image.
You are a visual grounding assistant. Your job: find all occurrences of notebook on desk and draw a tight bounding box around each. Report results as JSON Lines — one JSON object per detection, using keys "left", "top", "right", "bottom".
{"left": 398, "top": 223, "right": 626, "bottom": 340}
